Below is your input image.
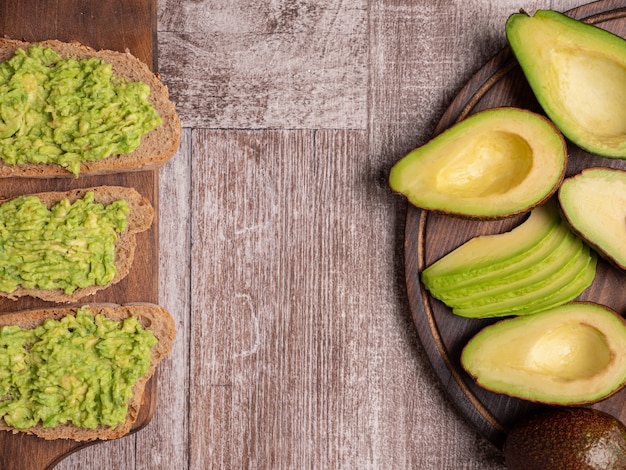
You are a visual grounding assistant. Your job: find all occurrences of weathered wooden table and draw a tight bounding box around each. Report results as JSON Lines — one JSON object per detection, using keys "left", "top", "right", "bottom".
{"left": 0, "top": 0, "right": 619, "bottom": 468}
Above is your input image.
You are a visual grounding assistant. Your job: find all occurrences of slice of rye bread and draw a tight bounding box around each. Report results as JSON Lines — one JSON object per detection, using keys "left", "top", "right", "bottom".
{"left": 0, "top": 38, "right": 181, "bottom": 177}
{"left": 0, "top": 186, "right": 154, "bottom": 303}
{"left": 0, "top": 302, "right": 176, "bottom": 441}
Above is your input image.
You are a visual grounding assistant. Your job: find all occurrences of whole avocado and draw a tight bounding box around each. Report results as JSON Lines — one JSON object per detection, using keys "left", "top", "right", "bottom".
{"left": 504, "top": 408, "right": 626, "bottom": 469}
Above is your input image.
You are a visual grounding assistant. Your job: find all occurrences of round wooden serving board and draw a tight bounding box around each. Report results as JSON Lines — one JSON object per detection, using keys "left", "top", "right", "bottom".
{"left": 405, "top": 0, "right": 626, "bottom": 450}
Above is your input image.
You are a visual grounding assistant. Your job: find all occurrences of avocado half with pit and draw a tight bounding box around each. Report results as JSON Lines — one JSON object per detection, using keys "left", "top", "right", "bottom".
{"left": 389, "top": 107, "right": 566, "bottom": 218}
{"left": 559, "top": 168, "right": 626, "bottom": 270}
{"left": 506, "top": 10, "right": 626, "bottom": 158}
{"left": 461, "top": 302, "right": 626, "bottom": 405}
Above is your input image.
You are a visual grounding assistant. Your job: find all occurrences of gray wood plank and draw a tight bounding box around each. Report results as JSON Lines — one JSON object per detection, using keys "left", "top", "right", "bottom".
{"left": 185, "top": 128, "right": 504, "bottom": 468}
{"left": 135, "top": 128, "right": 193, "bottom": 469}
{"left": 157, "top": 0, "right": 367, "bottom": 129}
{"left": 189, "top": 129, "right": 316, "bottom": 468}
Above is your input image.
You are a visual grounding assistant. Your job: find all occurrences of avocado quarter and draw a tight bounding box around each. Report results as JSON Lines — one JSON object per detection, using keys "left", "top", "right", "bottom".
{"left": 559, "top": 167, "right": 626, "bottom": 270}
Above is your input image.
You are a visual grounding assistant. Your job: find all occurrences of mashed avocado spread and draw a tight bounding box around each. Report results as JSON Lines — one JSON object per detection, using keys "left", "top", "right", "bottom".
{"left": 0, "top": 306, "right": 157, "bottom": 429}
{"left": 0, "top": 191, "right": 129, "bottom": 294}
{"left": 0, "top": 46, "right": 161, "bottom": 175}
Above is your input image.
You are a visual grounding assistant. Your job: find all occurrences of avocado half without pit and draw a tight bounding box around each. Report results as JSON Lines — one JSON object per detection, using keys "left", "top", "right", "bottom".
{"left": 506, "top": 10, "right": 626, "bottom": 158}
{"left": 389, "top": 107, "right": 567, "bottom": 218}
{"left": 461, "top": 303, "right": 626, "bottom": 405}
{"left": 559, "top": 167, "right": 626, "bottom": 270}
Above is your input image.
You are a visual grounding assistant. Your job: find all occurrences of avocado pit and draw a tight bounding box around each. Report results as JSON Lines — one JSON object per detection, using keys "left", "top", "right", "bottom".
{"left": 526, "top": 323, "right": 611, "bottom": 381}
{"left": 435, "top": 130, "right": 533, "bottom": 197}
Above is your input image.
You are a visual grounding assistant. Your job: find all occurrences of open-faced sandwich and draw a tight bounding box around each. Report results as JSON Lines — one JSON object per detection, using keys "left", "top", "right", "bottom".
{"left": 0, "top": 185, "right": 154, "bottom": 302}
{"left": 0, "top": 38, "right": 180, "bottom": 177}
{"left": 0, "top": 303, "right": 175, "bottom": 440}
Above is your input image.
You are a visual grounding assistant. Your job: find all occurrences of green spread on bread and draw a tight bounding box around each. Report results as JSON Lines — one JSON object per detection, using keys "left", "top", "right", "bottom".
{"left": 0, "top": 46, "right": 161, "bottom": 175}
{"left": 0, "top": 306, "right": 157, "bottom": 429}
{"left": 0, "top": 191, "right": 129, "bottom": 294}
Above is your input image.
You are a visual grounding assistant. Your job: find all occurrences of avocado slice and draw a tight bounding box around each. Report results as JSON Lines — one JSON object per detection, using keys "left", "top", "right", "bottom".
{"left": 506, "top": 10, "right": 626, "bottom": 158}
{"left": 498, "top": 256, "right": 597, "bottom": 316}
{"left": 504, "top": 408, "right": 626, "bottom": 470}
{"left": 559, "top": 167, "right": 626, "bottom": 269}
{"left": 498, "top": 254, "right": 596, "bottom": 317}
{"left": 437, "top": 228, "right": 582, "bottom": 306}
{"left": 461, "top": 303, "right": 626, "bottom": 405}
{"left": 430, "top": 218, "right": 573, "bottom": 300}
{"left": 422, "top": 201, "right": 560, "bottom": 291}
{"left": 450, "top": 243, "right": 596, "bottom": 318}
{"left": 389, "top": 107, "right": 566, "bottom": 217}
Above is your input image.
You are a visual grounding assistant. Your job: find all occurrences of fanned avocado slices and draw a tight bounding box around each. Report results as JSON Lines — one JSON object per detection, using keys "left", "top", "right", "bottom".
{"left": 421, "top": 200, "right": 597, "bottom": 318}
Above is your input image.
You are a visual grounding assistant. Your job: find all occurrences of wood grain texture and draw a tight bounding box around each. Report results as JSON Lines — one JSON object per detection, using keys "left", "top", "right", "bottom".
{"left": 157, "top": 0, "right": 367, "bottom": 129}
{"left": 0, "top": 0, "right": 156, "bottom": 71}
{"left": 188, "top": 129, "right": 318, "bottom": 468}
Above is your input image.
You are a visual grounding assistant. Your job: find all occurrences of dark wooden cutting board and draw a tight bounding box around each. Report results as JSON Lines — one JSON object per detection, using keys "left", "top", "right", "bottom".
{"left": 0, "top": 1, "right": 160, "bottom": 469}
{"left": 405, "top": 0, "right": 626, "bottom": 452}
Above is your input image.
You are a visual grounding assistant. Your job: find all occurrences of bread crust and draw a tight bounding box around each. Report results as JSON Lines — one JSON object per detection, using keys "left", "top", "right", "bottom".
{"left": 0, "top": 186, "right": 154, "bottom": 302}
{"left": 0, "top": 38, "right": 181, "bottom": 177}
{"left": 0, "top": 303, "right": 175, "bottom": 441}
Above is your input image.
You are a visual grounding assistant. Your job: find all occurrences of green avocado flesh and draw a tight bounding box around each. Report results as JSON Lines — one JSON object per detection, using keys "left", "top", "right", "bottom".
{"left": 421, "top": 201, "right": 596, "bottom": 318}
{"left": 559, "top": 168, "right": 626, "bottom": 270}
{"left": 0, "top": 306, "right": 157, "bottom": 429}
{"left": 461, "top": 303, "right": 626, "bottom": 405}
{"left": 388, "top": 107, "right": 566, "bottom": 217}
{"left": 0, "top": 46, "right": 161, "bottom": 175}
{"left": 439, "top": 232, "right": 584, "bottom": 307}
{"left": 506, "top": 10, "right": 626, "bottom": 158}
{"left": 0, "top": 191, "right": 128, "bottom": 295}
{"left": 505, "top": 408, "right": 626, "bottom": 470}
{"left": 451, "top": 248, "right": 596, "bottom": 318}
{"left": 421, "top": 201, "right": 560, "bottom": 290}
{"left": 433, "top": 223, "right": 575, "bottom": 302}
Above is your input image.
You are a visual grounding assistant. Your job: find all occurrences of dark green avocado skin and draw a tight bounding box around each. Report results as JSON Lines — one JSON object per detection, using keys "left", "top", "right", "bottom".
{"left": 504, "top": 408, "right": 626, "bottom": 470}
